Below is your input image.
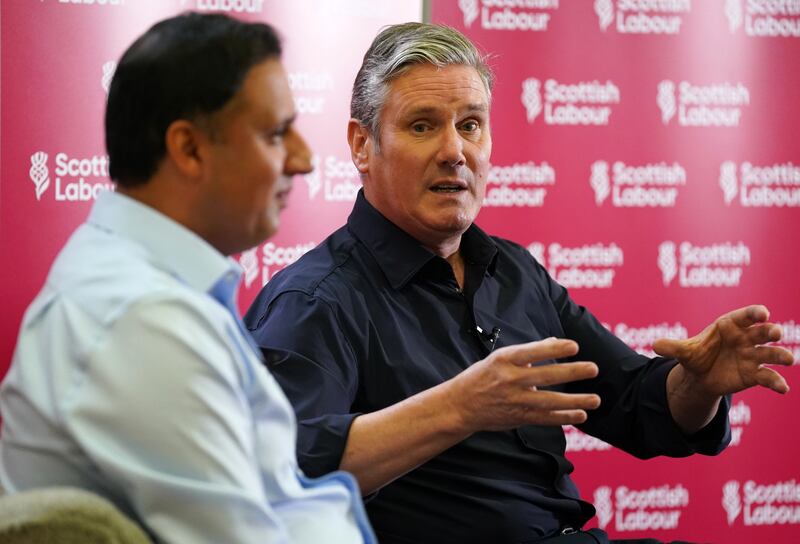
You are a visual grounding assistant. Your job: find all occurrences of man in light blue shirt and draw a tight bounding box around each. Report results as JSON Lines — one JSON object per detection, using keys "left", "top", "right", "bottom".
{"left": 0, "top": 13, "right": 375, "bottom": 544}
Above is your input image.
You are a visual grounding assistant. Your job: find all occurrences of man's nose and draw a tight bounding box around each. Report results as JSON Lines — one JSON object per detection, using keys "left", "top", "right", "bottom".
{"left": 284, "top": 128, "right": 313, "bottom": 175}
{"left": 436, "top": 124, "right": 466, "bottom": 168}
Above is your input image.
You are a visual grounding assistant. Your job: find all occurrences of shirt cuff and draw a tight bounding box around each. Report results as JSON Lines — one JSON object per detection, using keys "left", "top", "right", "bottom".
{"left": 297, "top": 412, "right": 361, "bottom": 478}
{"left": 644, "top": 360, "right": 732, "bottom": 457}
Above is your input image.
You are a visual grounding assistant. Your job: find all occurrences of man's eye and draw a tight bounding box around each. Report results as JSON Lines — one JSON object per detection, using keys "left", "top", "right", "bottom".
{"left": 412, "top": 123, "right": 429, "bottom": 133}
{"left": 461, "top": 120, "right": 479, "bottom": 132}
{"left": 266, "top": 129, "right": 287, "bottom": 144}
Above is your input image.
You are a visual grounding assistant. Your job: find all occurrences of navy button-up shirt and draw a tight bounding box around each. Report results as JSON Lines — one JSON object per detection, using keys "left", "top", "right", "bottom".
{"left": 245, "top": 191, "right": 730, "bottom": 544}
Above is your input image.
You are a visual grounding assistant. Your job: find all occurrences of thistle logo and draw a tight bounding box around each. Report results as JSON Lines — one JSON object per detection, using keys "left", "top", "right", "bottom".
{"left": 484, "top": 161, "right": 555, "bottom": 207}
{"left": 722, "top": 481, "right": 742, "bottom": 525}
{"left": 521, "top": 78, "right": 542, "bottom": 123}
{"left": 304, "top": 155, "right": 361, "bottom": 202}
{"left": 724, "top": 0, "right": 743, "bottom": 32}
{"left": 595, "top": 0, "right": 614, "bottom": 31}
{"left": 594, "top": 486, "right": 614, "bottom": 530}
{"left": 659, "top": 240, "right": 750, "bottom": 287}
{"left": 304, "top": 155, "right": 322, "bottom": 200}
{"left": 719, "top": 161, "right": 739, "bottom": 205}
{"left": 527, "top": 242, "right": 545, "bottom": 266}
{"left": 590, "top": 161, "right": 611, "bottom": 205}
{"left": 522, "top": 78, "right": 620, "bottom": 126}
{"left": 101, "top": 61, "right": 116, "bottom": 94}
{"left": 719, "top": 161, "right": 800, "bottom": 207}
{"left": 529, "top": 242, "right": 624, "bottom": 289}
{"left": 722, "top": 479, "right": 800, "bottom": 526}
{"left": 723, "top": 0, "right": 800, "bottom": 37}
{"left": 658, "top": 80, "right": 750, "bottom": 127}
{"left": 592, "top": 484, "right": 689, "bottom": 531}
{"left": 458, "top": 0, "right": 479, "bottom": 28}
{"left": 28, "top": 151, "right": 113, "bottom": 203}
{"left": 593, "top": 160, "right": 686, "bottom": 207}
{"left": 239, "top": 248, "right": 259, "bottom": 289}
{"left": 657, "top": 81, "right": 677, "bottom": 124}
{"left": 657, "top": 242, "right": 677, "bottom": 287}
{"left": 29, "top": 151, "right": 50, "bottom": 201}
{"left": 455, "top": 0, "right": 558, "bottom": 31}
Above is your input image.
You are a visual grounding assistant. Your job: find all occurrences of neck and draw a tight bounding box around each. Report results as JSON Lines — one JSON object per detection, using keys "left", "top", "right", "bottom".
{"left": 423, "top": 235, "right": 462, "bottom": 261}
{"left": 423, "top": 239, "right": 465, "bottom": 289}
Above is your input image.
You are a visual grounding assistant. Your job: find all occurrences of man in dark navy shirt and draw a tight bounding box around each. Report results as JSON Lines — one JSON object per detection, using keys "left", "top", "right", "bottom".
{"left": 244, "top": 23, "right": 794, "bottom": 544}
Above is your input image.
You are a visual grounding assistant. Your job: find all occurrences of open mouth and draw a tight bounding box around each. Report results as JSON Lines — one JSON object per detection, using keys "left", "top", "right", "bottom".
{"left": 430, "top": 181, "right": 467, "bottom": 194}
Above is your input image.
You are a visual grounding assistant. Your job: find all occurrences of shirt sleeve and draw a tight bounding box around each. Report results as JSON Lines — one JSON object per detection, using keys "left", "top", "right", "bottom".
{"left": 62, "top": 296, "right": 294, "bottom": 544}
{"left": 526, "top": 251, "right": 731, "bottom": 459}
{"left": 246, "top": 290, "right": 361, "bottom": 478}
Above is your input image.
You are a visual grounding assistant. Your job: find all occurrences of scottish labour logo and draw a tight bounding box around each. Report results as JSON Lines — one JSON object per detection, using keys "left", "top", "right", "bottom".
{"left": 29, "top": 151, "right": 50, "bottom": 201}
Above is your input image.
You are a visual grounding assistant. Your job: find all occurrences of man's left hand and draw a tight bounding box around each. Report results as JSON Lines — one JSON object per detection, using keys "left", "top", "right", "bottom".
{"left": 654, "top": 305, "right": 795, "bottom": 398}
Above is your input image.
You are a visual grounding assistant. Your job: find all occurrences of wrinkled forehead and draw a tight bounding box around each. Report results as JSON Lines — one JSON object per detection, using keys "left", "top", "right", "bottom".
{"left": 387, "top": 61, "right": 491, "bottom": 97}
{"left": 382, "top": 63, "right": 491, "bottom": 116}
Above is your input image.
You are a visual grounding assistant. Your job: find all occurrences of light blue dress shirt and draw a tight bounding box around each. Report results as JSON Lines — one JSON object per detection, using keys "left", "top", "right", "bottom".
{"left": 0, "top": 191, "right": 375, "bottom": 544}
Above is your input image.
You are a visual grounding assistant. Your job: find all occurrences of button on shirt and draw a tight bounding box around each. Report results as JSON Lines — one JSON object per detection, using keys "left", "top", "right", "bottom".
{"left": 0, "top": 191, "right": 375, "bottom": 544}
{"left": 244, "top": 191, "right": 730, "bottom": 544}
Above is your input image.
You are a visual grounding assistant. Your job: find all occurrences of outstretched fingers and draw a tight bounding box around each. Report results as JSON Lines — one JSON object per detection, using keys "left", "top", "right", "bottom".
{"left": 517, "top": 361, "right": 599, "bottom": 388}
{"left": 753, "top": 365, "right": 790, "bottom": 394}
{"left": 752, "top": 344, "right": 795, "bottom": 367}
{"left": 515, "top": 389, "right": 601, "bottom": 425}
{"left": 726, "top": 305, "right": 770, "bottom": 329}
{"left": 493, "top": 338, "right": 579, "bottom": 367}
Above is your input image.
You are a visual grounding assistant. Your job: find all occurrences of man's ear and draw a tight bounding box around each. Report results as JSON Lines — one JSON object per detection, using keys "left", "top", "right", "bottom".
{"left": 347, "top": 119, "right": 372, "bottom": 174}
{"left": 164, "top": 119, "right": 208, "bottom": 180}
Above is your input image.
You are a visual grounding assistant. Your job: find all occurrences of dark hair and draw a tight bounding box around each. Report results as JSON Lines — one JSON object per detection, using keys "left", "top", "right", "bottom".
{"left": 351, "top": 23, "right": 493, "bottom": 151}
{"left": 105, "top": 12, "right": 282, "bottom": 186}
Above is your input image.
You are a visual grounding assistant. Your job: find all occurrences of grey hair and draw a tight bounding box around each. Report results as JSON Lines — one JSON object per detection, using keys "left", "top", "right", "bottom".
{"left": 350, "top": 22, "right": 494, "bottom": 149}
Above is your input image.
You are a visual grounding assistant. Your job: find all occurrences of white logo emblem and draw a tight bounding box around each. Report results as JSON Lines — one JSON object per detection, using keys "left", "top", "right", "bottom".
{"left": 458, "top": 0, "right": 480, "bottom": 28}
{"left": 521, "top": 78, "right": 542, "bottom": 123}
{"left": 239, "top": 248, "right": 259, "bottom": 288}
{"left": 724, "top": 0, "right": 743, "bottom": 33}
{"left": 29, "top": 151, "right": 50, "bottom": 201}
{"left": 720, "top": 161, "right": 739, "bottom": 205}
{"left": 527, "top": 242, "right": 545, "bottom": 267}
{"left": 658, "top": 241, "right": 677, "bottom": 287}
{"left": 594, "top": 486, "right": 614, "bottom": 530}
{"left": 590, "top": 161, "right": 611, "bottom": 205}
{"left": 594, "top": 0, "right": 614, "bottom": 32}
{"left": 722, "top": 480, "right": 742, "bottom": 526}
{"left": 304, "top": 155, "right": 322, "bottom": 199}
{"left": 657, "top": 80, "right": 677, "bottom": 125}
{"left": 101, "top": 61, "right": 117, "bottom": 94}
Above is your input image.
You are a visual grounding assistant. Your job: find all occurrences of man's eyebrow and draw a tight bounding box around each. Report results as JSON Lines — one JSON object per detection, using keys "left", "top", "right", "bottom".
{"left": 464, "top": 102, "right": 489, "bottom": 113}
{"left": 403, "top": 103, "right": 489, "bottom": 117}
{"left": 268, "top": 112, "right": 297, "bottom": 130}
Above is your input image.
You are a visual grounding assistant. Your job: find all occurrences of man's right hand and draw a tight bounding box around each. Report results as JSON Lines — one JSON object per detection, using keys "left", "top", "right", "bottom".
{"left": 447, "top": 338, "right": 601, "bottom": 433}
{"left": 341, "top": 338, "right": 600, "bottom": 494}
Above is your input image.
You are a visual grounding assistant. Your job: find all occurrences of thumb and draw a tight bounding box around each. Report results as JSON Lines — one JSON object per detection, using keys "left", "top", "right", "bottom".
{"left": 653, "top": 337, "right": 691, "bottom": 361}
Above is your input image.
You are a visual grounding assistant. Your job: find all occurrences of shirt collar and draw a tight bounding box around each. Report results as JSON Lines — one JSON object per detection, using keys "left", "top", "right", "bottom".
{"left": 87, "top": 191, "right": 240, "bottom": 294}
{"left": 347, "top": 190, "right": 498, "bottom": 289}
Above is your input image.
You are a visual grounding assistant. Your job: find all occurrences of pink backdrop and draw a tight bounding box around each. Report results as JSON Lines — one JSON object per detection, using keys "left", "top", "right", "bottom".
{"left": 1, "top": 0, "right": 799, "bottom": 542}
{"left": 429, "top": 1, "right": 800, "bottom": 542}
